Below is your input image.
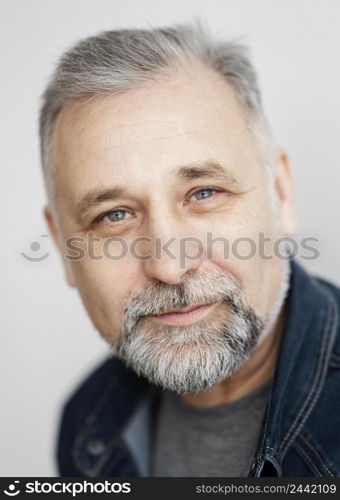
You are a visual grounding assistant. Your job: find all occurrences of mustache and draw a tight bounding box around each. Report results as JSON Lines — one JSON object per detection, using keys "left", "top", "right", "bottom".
{"left": 122, "top": 267, "right": 253, "bottom": 329}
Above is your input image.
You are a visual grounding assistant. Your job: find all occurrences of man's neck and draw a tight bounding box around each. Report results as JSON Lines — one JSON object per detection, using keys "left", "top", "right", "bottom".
{"left": 180, "top": 304, "right": 286, "bottom": 408}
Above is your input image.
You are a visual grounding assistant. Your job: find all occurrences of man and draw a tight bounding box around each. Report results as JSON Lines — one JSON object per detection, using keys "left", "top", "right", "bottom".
{"left": 39, "top": 23, "right": 340, "bottom": 477}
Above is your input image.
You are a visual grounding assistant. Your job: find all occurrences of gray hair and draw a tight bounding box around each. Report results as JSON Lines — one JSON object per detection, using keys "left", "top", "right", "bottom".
{"left": 39, "top": 21, "right": 274, "bottom": 209}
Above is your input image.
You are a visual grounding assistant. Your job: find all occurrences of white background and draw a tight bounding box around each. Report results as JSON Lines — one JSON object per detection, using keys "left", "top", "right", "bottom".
{"left": 1, "top": 0, "right": 339, "bottom": 476}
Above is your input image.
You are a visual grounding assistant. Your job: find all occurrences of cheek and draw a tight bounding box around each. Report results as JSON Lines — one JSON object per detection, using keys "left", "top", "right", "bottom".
{"left": 69, "top": 257, "right": 134, "bottom": 337}
{"left": 201, "top": 205, "right": 282, "bottom": 314}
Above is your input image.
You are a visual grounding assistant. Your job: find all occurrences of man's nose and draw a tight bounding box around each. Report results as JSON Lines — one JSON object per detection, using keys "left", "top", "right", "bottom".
{"left": 140, "top": 218, "right": 205, "bottom": 285}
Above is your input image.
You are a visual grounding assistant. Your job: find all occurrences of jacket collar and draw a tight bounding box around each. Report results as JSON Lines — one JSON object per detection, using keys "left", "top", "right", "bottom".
{"left": 73, "top": 259, "right": 339, "bottom": 477}
{"left": 249, "top": 259, "right": 339, "bottom": 476}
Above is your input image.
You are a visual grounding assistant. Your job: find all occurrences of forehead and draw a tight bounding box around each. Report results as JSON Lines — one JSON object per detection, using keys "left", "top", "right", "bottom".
{"left": 52, "top": 64, "right": 257, "bottom": 204}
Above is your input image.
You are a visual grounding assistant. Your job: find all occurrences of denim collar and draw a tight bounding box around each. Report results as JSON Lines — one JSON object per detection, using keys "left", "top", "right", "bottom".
{"left": 72, "top": 259, "right": 339, "bottom": 477}
{"left": 249, "top": 259, "right": 339, "bottom": 476}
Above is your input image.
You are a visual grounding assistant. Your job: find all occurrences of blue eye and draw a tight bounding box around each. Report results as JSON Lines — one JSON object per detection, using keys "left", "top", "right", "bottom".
{"left": 102, "top": 209, "right": 132, "bottom": 223}
{"left": 190, "top": 188, "right": 217, "bottom": 201}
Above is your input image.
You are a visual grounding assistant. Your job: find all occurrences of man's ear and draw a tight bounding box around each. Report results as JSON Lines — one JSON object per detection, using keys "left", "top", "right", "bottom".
{"left": 273, "top": 147, "right": 297, "bottom": 236}
{"left": 43, "top": 205, "right": 76, "bottom": 288}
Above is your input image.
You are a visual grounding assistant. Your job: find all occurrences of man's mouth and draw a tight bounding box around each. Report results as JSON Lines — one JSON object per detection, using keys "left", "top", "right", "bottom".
{"left": 148, "top": 302, "right": 217, "bottom": 326}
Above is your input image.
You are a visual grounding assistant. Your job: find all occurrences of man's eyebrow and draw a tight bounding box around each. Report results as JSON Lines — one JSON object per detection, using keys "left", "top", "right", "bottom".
{"left": 174, "top": 160, "right": 238, "bottom": 184}
{"left": 75, "top": 186, "right": 128, "bottom": 223}
{"left": 75, "top": 160, "right": 238, "bottom": 223}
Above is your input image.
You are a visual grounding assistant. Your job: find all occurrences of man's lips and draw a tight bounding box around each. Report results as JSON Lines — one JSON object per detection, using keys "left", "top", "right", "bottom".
{"left": 161, "top": 302, "right": 210, "bottom": 314}
{"left": 148, "top": 302, "right": 217, "bottom": 326}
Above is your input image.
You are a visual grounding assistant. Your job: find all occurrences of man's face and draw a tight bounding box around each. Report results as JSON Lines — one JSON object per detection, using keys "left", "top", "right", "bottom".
{"left": 47, "top": 64, "right": 295, "bottom": 393}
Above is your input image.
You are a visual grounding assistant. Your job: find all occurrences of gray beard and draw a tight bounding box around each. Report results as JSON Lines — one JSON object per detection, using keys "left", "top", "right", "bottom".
{"left": 110, "top": 264, "right": 289, "bottom": 394}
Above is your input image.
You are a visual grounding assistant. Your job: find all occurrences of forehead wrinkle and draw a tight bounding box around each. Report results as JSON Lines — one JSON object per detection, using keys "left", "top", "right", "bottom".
{"left": 64, "top": 129, "right": 203, "bottom": 171}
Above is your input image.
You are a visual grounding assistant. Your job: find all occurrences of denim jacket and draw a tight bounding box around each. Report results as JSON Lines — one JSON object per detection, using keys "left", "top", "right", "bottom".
{"left": 57, "top": 259, "right": 340, "bottom": 477}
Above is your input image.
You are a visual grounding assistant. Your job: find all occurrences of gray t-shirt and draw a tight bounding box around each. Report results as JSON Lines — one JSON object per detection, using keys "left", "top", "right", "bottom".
{"left": 150, "top": 377, "right": 272, "bottom": 477}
